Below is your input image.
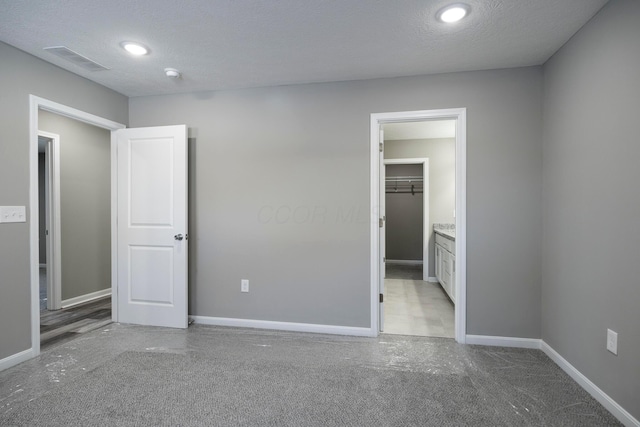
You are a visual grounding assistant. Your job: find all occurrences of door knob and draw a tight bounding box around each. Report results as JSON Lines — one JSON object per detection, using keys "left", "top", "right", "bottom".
{"left": 174, "top": 234, "right": 184, "bottom": 241}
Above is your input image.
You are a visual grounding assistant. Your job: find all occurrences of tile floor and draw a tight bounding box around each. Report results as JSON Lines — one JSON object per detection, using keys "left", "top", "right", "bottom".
{"left": 384, "top": 264, "right": 455, "bottom": 338}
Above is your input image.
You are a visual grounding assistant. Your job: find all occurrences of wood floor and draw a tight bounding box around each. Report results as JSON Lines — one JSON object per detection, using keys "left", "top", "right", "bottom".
{"left": 39, "top": 267, "right": 112, "bottom": 349}
{"left": 40, "top": 297, "right": 112, "bottom": 349}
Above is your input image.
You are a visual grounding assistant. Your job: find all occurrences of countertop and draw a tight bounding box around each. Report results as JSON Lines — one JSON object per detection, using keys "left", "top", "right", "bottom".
{"left": 434, "top": 228, "right": 455, "bottom": 240}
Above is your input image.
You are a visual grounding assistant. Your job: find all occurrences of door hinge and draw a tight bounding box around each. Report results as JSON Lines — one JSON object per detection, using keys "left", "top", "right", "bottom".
{"left": 379, "top": 142, "right": 383, "bottom": 153}
{"left": 379, "top": 293, "right": 384, "bottom": 303}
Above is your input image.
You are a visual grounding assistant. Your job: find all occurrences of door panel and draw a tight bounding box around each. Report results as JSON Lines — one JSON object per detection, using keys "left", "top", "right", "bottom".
{"left": 129, "top": 246, "right": 174, "bottom": 304}
{"left": 116, "top": 125, "right": 188, "bottom": 328}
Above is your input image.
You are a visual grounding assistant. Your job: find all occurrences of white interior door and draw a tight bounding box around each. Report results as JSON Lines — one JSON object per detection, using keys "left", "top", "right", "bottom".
{"left": 379, "top": 127, "right": 386, "bottom": 332}
{"left": 115, "top": 125, "right": 188, "bottom": 328}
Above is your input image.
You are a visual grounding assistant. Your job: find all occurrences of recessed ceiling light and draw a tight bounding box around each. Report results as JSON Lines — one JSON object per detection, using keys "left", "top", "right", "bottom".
{"left": 120, "top": 41, "right": 149, "bottom": 56}
{"left": 436, "top": 3, "right": 470, "bottom": 23}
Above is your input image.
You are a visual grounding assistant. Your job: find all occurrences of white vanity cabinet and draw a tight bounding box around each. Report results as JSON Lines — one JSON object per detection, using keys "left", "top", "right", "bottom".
{"left": 448, "top": 253, "right": 455, "bottom": 303}
{"left": 435, "top": 232, "right": 455, "bottom": 303}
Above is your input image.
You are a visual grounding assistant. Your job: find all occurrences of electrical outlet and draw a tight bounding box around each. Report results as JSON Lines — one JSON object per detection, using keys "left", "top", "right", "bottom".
{"left": 606, "top": 329, "right": 618, "bottom": 355}
{"left": 241, "top": 279, "right": 249, "bottom": 293}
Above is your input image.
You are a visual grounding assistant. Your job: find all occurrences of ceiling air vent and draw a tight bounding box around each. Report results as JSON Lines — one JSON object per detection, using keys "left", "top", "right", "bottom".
{"left": 43, "top": 46, "right": 109, "bottom": 72}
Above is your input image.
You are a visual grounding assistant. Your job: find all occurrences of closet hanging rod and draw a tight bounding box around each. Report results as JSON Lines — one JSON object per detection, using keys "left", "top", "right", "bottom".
{"left": 385, "top": 190, "right": 423, "bottom": 194}
{"left": 385, "top": 183, "right": 423, "bottom": 187}
{"left": 385, "top": 176, "right": 423, "bottom": 182}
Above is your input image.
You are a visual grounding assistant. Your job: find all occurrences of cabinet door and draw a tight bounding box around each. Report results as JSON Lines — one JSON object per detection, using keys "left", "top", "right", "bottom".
{"left": 441, "top": 249, "right": 449, "bottom": 290}
{"left": 449, "top": 254, "right": 456, "bottom": 303}
{"left": 435, "top": 245, "right": 442, "bottom": 282}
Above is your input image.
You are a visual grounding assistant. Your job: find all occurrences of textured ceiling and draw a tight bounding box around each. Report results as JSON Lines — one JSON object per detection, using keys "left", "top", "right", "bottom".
{"left": 0, "top": 0, "right": 608, "bottom": 97}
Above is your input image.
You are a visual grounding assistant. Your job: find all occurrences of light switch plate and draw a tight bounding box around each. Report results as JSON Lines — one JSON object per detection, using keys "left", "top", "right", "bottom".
{"left": 0, "top": 206, "right": 26, "bottom": 223}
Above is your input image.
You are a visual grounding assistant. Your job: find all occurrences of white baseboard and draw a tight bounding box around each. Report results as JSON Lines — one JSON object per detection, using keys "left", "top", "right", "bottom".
{"left": 427, "top": 276, "right": 438, "bottom": 283}
{"left": 386, "top": 259, "right": 423, "bottom": 266}
{"left": 465, "top": 334, "right": 542, "bottom": 349}
{"left": 0, "top": 348, "right": 34, "bottom": 372}
{"left": 61, "top": 288, "right": 111, "bottom": 309}
{"left": 190, "top": 316, "right": 376, "bottom": 337}
{"left": 541, "top": 341, "right": 639, "bottom": 427}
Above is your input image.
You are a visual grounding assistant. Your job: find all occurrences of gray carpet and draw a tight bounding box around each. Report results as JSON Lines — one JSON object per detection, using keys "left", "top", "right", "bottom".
{"left": 2, "top": 350, "right": 499, "bottom": 427}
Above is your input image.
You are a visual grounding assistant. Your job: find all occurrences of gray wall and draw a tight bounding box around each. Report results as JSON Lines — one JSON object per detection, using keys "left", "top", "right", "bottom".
{"left": 385, "top": 164, "right": 423, "bottom": 261}
{"left": 39, "top": 111, "right": 111, "bottom": 301}
{"left": 38, "top": 153, "right": 46, "bottom": 264}
{"left": 385, "top": 138, "right": 456, "bottom": 277}
{"left": 0, "top": 41, "right": 127, "bottom": 360}
{"left": 130, "top": 66, "right": 543, "bottom": 337}
{"left": 542, "top": 0, "right": 640, "bottom": 419}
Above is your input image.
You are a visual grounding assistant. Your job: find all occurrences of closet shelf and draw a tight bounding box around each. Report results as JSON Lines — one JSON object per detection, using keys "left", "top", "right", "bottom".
{"left": 385, "top": 176, "right": 423, "bottom": 182}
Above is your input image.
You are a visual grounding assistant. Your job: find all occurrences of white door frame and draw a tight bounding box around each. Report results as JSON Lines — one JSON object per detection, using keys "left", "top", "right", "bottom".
{"left": 384, "top": 158, "right": 430, "bottom": 282}
{"left": 39, "top": 131, "right": 62, "bottom": 310}
{"left": 29, "top": 95, "right": 125, "bottom": 356}
{"left": 370, "top": 108, "right": 467, "bottom": 343}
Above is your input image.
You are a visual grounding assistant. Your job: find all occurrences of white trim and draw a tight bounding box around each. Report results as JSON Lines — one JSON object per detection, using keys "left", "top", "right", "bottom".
{"left": 371, "top": 108, "right": 467, "bottom": 343}
{"left": 541, "top": 342, "right": 640, "bottom": 427}
{"left": 466, "top": 335, "right": 542, "bottom": 349}
{"left": 453, "top": 109, "right": 467, "bottom": 343}
{"left": 384, "top": 157, "right": 429, "bottom": 281}
{"left": 36, "top": 97, "right": 125, "bottom": 130}
{"left": 370, "top": 118, "right": 386, "bottom": 338}
{"left": 427, "top": 276, "right": 438, "bottom": 283}
{"left": 0, "top": 349, "right": 34, "bottom": 372}
{"left": 110, "top": 126, "right": 118, "bottom": 324}
{"left": 386, "top": 259, "right": 423, "bottom": 266}
{"left": 29, "top": 96, "right": 40, "bottom": 358}
{"left": 39, "top": 130, "right": 62, "bottom": 311}
{"left": 61, "top": 288, "right": 111, "bottom": 309}
{"left": 191, "top": 316, "right": 377, "bottom": 337}
{"left": 29, "top": 95, "right": 125, "bottom": 359}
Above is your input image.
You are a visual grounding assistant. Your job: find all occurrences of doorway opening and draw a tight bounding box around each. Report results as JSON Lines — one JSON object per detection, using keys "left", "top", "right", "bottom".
{"left": 370, "top": 108, "right": 466, "bottom": 343}
{"left": 38, "top": 132, "right": 60, "bottom": 312}
{"left": 37, "top": 110, "right": 114, "bottom": 349}
{"left": 384, "top": 158, "right": 429, "bottom": 282}
{"left": 29, "top": 96, "right": 126, "bottom": 357}
{"left": 30, "top": 96, "right": 189, "bottom": 360}
{"left": 383, "top": 121, "right": 455, "bottom": 338}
